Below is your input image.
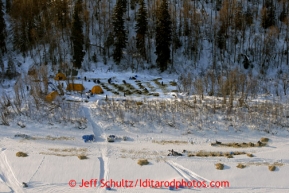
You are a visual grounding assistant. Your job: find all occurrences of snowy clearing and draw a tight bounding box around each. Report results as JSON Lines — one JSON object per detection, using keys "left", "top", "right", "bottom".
{"left": 0, "top": 97, "right": 289, "bottom": 192}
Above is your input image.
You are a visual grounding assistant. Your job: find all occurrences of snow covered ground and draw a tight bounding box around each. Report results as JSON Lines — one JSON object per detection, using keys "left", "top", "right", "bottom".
{"left": 0, "top": 71, "right": 289, "bottom": 193}
{"left": 0, "top": 101, "right": 289, "bottom": 193}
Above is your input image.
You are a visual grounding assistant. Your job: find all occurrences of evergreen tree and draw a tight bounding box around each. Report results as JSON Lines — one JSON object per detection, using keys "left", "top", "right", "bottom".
{"left": 0, "top": 53, "right": 4, "bottom": 73}
{"left": 234, "top": 2, "right": 244, "bottom": 31}
{"left": 0, "top": 0, "right": 6, "bottom": 53}
{"left": 261, "top": 0, "right": 276, "bottom": 29}
{"left": 6, "top": 57, "right": 16, "bottom": 79}
{"left": 243, "top": 55, "right": 250, "bottom": 69}
{"left": 155, "top": 0, "right": 172, "bottom": 72}
{"left": 245, "top": 6, "right": 253, "bottom": 26}
{"left": 216, "top": 25, "right": 226, "bottom": 50}
{"left": 279, "top": 3, "right": 287, "bottom": 22}
{"left": 120, "top": 0, "right": 127, "bottom": 13}
{"left": 71, "top": 0, "right": 85, "bottom": 69}
{"left": 135, "top": 0, "right": 148, "bottom": 60}
{"left": 112, "top": 0, "right": 127, "bottom": 64}
{"left": 216, "top": 0, "right": 223, "bottom": 11}
{"left": 5, "top": 0, "right": 11, "bottom": 13}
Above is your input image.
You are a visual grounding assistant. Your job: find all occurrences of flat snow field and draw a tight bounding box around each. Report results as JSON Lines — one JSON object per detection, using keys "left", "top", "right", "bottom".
{"left": 0, "top": 104, "right": 289, "bottom": 193}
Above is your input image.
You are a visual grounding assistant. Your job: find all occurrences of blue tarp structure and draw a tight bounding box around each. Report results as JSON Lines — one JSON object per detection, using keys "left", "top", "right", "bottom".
{"left": 82, "top": 134, "right": 95, "bottom": 142}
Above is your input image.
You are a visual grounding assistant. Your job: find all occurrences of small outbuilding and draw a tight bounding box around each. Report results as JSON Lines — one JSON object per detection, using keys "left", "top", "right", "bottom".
{"left": 91, "top": 85, "right": 104, "bottom": 94}
{"left": 54, "top": 73, "right": 67, "bottom": 81}
{"left": 66, "top": 83, "right": 85, "bottom": 92}
{"left": 45, "top": 91, "right": 59, "bottom": 102}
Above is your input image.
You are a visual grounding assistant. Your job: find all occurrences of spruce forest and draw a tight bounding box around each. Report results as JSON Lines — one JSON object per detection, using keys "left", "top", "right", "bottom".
{"left": 0, "top": 0, "right": 288, "bottom": 79}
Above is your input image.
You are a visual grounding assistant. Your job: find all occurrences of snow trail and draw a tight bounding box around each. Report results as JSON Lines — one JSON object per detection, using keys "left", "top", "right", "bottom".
{"left": 166, "top": 160, "right": 211, "bottom": 183}
{"left": 83, "top": 105, "right": 109, "bottom": 192}
{"left": 0, "top": 150, "right": 24, "bottom": 193}
{"left": 28, "top": 155, "right": 45, "bottom": 182}
{"left": 82, "top": 106, "right": 104, "bottom": 141}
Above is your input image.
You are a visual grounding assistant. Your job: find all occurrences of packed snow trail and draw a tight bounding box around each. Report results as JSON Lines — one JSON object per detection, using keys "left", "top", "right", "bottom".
{"left": 0, "top": 150, "right": 24, "bottom": 193}
{"left": 82, "top": 106, "right": 104, "bottom": 141}
{"left": 166, "top": 160, "right": 211, "bottom": 183}
{"left": 82, "top": 105, "right": 109, "bottom": 192}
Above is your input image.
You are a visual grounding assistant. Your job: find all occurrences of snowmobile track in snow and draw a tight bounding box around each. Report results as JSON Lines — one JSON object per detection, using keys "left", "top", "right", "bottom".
{"left": 28, "top": 155, "right": 46, "bottom": 182}
{"left": 84, "top": 106, "right": 110, "bottom": 192}
{"left": 0, "top": 150, "right": 24, "bottom": 193}
{"left": 166, "top": 160, "right": 211, "bottom": 183}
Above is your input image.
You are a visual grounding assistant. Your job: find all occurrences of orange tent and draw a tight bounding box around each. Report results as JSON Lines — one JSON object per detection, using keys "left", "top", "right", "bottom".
{"left": 45, "top": 91, "right": 59, "bottom": 102}
{"left": 66, "top": 83, "right": 85, "bottom": 91}
{"left": 54, "top": 73, "right": 67, "bottom": 80}
{"left": 91, "top": 85, "right": 104, "bottom": 94}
